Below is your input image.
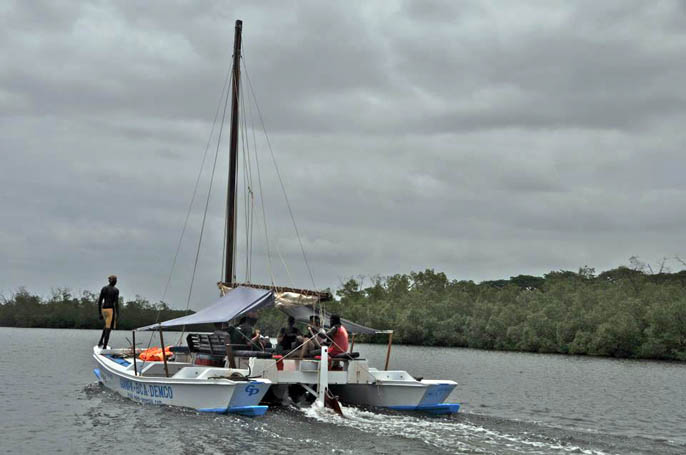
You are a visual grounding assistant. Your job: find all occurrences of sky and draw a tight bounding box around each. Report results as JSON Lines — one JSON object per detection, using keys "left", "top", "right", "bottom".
{"left": 2, "top": 0, "right": 686, "bottom": 310}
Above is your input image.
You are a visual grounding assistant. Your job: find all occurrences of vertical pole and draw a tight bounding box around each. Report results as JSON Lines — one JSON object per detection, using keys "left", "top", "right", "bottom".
{"left": 160, "top": 329, "right": 169, "bottom": 378}
{"left": 317, "top": 346, "right": 329, "bottom": 408}
{"left": 384, "top": 332, "right": 393, "bottom": 371}
{"left": 349, "top": 334, "right": 355, "bottom": 353}
{"left": 226, "top": 341, "right": 236, "bottom": 369}
{"left": 225, "top": 19, "right": 243, "bottom": 285}
{"left": 132, "top": 330, "right": 138, "bottom": 376}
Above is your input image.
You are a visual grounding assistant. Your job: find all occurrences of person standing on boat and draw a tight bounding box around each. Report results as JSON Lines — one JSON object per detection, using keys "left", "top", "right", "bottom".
{"left": 97, "top": 275, "right": 120, "bottom": 348}
{"left": 326, "top": 314, "right": 348, "bottom": 357}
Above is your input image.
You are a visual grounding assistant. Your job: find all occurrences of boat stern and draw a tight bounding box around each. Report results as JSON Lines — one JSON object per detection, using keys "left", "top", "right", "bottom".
{"left": 386, "top": 380, "right": 460, "bottom": 414}
{"left": 226, "top": 379, "right": 271, "bottom": 416}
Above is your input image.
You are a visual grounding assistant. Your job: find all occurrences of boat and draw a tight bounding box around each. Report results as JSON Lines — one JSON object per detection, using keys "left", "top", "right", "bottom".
{"left": 92, "top": 345, "right": 271, "bottom": 416}
{"left": 92, "top": 287, "right": 272, "bottom": 416}
{"left": 93, "top": 19, "right": 460, "bottom": 417}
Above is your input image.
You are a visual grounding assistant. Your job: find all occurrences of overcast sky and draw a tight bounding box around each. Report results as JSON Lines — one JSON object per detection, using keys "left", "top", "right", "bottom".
{"left": 2, "top": 0, "right": 685, "bottom": 309}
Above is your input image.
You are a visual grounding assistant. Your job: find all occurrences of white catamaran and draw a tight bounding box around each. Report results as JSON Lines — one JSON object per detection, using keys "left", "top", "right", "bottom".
{"left": 93, "top": 19, "right": 460, "bottom": 417}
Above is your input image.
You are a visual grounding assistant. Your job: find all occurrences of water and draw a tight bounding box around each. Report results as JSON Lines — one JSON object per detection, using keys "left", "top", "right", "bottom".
{"left": 1, "top": 327, "right": 684, "bottom": 454}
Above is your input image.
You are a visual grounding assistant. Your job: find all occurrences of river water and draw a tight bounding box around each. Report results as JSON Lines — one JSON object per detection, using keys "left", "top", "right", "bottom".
{"left": 0, "top": 327, "right": 684, "bottom": 454}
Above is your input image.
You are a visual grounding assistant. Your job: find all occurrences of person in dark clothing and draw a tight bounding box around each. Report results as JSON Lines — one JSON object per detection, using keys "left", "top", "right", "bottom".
{"left": 97, "top": 275, "right": 120, "bottom": 348}
{"left": 227, "top": 318, "right": 248, "bottom": 345}
{"left": 276, "top": 316, "right": 301, "bottom": 354}
{"left": 227, "top": 315, "right": 263, "bottom": 350}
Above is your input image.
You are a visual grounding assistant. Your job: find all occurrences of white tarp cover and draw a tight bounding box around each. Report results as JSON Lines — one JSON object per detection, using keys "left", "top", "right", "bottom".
{"left": 277, "top": 304, "right": 385, "bottom": 335}
{"left": 275, "top": 291, "right": 320, "bottom": 306}
{"left": 273, "top": 291, "right": 383, "bottom": 334}
{"left": 137, "top": 286, "right": 273, "bottom": 331}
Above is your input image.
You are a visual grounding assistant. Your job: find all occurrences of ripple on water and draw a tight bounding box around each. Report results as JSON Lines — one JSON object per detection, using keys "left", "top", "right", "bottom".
{"left": 2, "top": 328, "right": 685, "bottom": 455}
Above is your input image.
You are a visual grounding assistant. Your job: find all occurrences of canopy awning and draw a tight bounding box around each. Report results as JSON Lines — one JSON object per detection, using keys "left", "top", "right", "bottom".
{"left": 137, "top": 285, "right": 388, "bottom": 335}
{"left": 137, "top": 286, "right": 273, "bottom": 331}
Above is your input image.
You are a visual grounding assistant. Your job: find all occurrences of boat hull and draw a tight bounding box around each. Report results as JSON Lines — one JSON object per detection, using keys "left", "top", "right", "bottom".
{"left": 331, "top": 380, "right": 459, "bottom": 415}
{"left": 250, "top": 357, "right": 460, "bottom": 414}
{"left": 93, "top": 348, "right": 269, "bottom": 416}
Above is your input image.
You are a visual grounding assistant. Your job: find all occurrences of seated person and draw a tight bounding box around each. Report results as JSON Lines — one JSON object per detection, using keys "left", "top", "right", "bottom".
{"left": 276, "top": 316, "right": 302, "bottom": 354}
{"left": 239, "top": 313, "right": 265, "bottom": 350}
{"left": 224, "top": 316, "right": 259, "bottom": 351}
{"left": 227, "top": 319, "right": 247, "bottom": 345}
{"left": 249, "top": 327, "right": 271, "bottom": 351}
{"left": 306, "top": 315, "right": 322, "bottom": 337}
{"left": 299, "top": 315, "right": 325, "bottom": 358}
{"left": 326, "top": 314, "right": 349, "bottom": 357}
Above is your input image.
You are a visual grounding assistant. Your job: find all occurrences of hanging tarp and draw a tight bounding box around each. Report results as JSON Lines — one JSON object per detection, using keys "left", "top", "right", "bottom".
{"left": 275, "top": 291, "right": 321, "bottom": 307}
{"left": 277, "top": 304, "right": 385, "bottom": 335}
{"left": 137, "top": 286, "right": 273, "bottom": 331}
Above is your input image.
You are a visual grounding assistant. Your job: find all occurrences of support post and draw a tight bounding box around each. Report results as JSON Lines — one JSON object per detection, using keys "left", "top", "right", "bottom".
{"left": 159, "top": 329, "right": 169, "bottom": 378}
{"left": 132, "top": 330, "right": 138, "bottom": 376}
{"left": 226, "top": 341, "right": 236, "bottom": 368}
{"left": 316, "top": 346, "right": 329, "bottom": 408}
{"left": 384, "top": 331, "right": 394, "bottom": 371}
{"left": 349, "top": 334, "right": 355, "bottom": 353}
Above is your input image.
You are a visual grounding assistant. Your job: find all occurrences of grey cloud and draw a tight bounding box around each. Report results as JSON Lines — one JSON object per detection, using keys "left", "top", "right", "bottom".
{"left": 2, "top": 0, "right": 685, "bottom": 308}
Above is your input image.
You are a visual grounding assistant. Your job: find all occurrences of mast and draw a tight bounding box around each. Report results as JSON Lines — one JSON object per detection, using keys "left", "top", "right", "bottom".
{"left": 225, "top": 19, "right": 242, "bottom": 285}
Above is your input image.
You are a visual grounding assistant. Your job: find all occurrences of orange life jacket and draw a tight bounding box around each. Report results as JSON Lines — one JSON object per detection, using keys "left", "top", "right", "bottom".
{"left": 139, "top": 346, "right": 173, "bottom": 361}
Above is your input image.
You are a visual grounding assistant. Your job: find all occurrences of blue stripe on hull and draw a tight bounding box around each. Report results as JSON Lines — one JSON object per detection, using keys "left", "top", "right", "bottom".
{"left": 387, "top": 403, "right": 460, "bottom": 415}
{"left": 228, "top": 405, "right": 268, "bottom": 416}
{"left": 197, "top": 407, "right": 229, "bottom": 413}
{"left": 93, "top": 368, "right": 102, "bottom": 382}
{"left": 197, "top": 405, "right": 268, "bottom": 416}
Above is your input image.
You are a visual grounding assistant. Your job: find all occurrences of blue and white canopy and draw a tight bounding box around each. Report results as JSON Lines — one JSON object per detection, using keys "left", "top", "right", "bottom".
{"left": 137, "top": 286, "right": 273, "bottom": 331}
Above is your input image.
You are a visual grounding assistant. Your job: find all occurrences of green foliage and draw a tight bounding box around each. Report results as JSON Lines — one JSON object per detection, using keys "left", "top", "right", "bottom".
{"left": 0, "top": 289, "right": 191, "bottom": 331}
{"left": 2, "top": 264, "right": 685, "bottom": 361}
{"left": 328, "top": 266, "right": 686, "bottom": 361}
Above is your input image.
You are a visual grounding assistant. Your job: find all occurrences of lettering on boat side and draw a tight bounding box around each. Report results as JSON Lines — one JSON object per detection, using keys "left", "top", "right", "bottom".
{"left": 244, "top": 383, "right": 260, "bottom": 396}
{"left": 119, "top": 378, "right": 174, "bottom": 403}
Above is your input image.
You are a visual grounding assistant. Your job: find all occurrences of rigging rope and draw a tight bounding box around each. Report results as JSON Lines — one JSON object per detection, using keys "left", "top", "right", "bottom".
{"left": 137, "top": 58, "right": 233, "bottom": 364}
{"left": 245, "top": 77, "right": 258, "bottom": 285}
{"left": 176, "top": 58, "right": 234, "bottom": 344}
{"left": 240, "top": 65, "right": 276, "bottom": 287}
{"left": 275, "top": 241, "right": 297, "bottom": 290}
{"left": 186, "top": 75, "right": 231, "bottom": 308}
{"left": 239, "top": 70, "right": 256, "bottom": 283}
{"left": 242, "top": 56, "right": 318, "bottom": 290}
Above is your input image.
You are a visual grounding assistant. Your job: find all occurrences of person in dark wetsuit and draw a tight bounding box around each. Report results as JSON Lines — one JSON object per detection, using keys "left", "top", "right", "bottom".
{"left": 97, "top": 275, "right": 120, "bottom": 348}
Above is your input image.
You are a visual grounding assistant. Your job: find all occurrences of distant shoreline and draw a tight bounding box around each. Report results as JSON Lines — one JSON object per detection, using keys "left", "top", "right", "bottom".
{"left": 2, "top": 265, "right": 686, "bottom": 361}
{"left": 1, "top": 325, "right": 684, "bottom": 364}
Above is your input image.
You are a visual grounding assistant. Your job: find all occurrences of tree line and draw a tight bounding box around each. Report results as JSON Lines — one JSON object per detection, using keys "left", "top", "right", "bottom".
{"left": 1, "top": 260, "right": 685, "bottom": 360}
{"left": 0, "top": 289, "right": 191, "bottom": 331}
{"left": 324, "top": 263, "right": 686, "bottom": 361}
